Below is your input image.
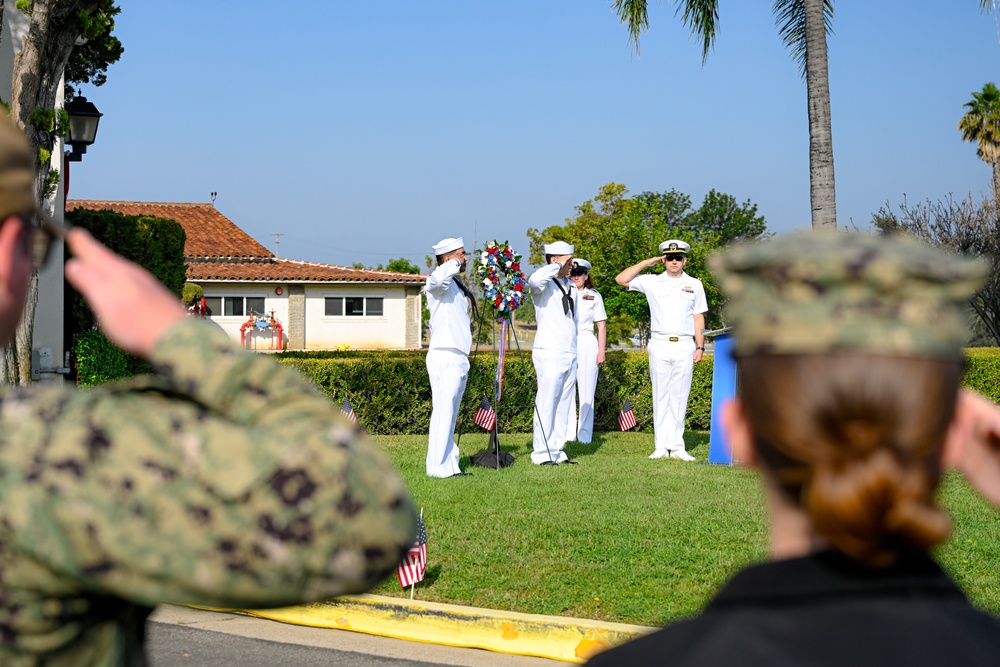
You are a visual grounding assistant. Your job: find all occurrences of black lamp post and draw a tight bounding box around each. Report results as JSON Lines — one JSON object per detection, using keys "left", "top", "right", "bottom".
{"left": 65, "top": 96, "right": 102, "bottom": 162}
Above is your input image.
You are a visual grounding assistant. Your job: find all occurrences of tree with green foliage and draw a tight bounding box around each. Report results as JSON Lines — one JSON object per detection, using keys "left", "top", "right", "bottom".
{"left": 612, "top": 0, "right": 837, "bottom": 232}
{"left": 527, "top": 183, "right": 767, "bottom": 342}
{"left": 379, "top": 257, "right": 421, "bottom": 274}
{"left": 65, "top": 207, "right": 187, "bottom": 341}
{"left": 0, "top": 0, "right": 122, "bottom": 385}
{"left": 959, "top": 82, "right": 1000, "bottom": 197}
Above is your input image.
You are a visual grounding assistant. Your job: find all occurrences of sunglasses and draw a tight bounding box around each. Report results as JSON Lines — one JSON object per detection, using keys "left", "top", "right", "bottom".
{"left": 22, "top": 215, "right": 67, "bottom": 271}
{"left": 664, "top": 254, "right": 686, "bottom": 262}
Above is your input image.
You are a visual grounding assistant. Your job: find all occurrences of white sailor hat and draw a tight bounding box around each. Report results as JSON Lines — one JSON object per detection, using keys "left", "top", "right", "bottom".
{"left": 572, "top": 258, "right": 592, "bottom": 271}
{"left": 544, "top": 241, "right": 574, "bottom": 255}
{"left": 658, "top": 239, "right": 690, "bottom": 254}
{"left": 432, "top": 237, "right": 464, "bottom": 255}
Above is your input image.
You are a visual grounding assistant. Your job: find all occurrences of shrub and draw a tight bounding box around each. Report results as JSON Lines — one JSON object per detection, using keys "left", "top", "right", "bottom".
{"left": 65, "top": 207, "right": 187, "bottom": 340}
{"left": 74, "top": 329, "right": 132, "bottom": 387}
{"left": 279, "top": 350, "right": 715, "bottom": 435}
{"left": 182, "top": 282, "right": 204, "bottom": 307}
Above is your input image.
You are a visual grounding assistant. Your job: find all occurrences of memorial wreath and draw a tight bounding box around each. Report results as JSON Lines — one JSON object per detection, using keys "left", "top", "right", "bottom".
{"left": 477, "top": 240, "right": 526, "bottom": 319}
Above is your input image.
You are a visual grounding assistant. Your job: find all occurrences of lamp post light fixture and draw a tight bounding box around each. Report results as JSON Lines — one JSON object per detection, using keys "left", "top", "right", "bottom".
{"left": 65, "top": 96, "right": 102, "bottom": 162}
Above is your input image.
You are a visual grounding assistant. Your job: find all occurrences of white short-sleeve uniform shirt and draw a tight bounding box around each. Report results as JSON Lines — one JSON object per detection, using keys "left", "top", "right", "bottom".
{"left": 628, "top": 271, "right": 707, "bottom": 336}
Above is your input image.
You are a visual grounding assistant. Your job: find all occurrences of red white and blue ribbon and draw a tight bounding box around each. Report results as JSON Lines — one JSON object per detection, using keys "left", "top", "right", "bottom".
{"left": 495, "top": 318, "right": 508, "bottom": 403}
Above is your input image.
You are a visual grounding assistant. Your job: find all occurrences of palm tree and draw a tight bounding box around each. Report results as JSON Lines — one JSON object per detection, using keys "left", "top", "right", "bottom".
{"left": 958, "top": 82, "right": 1000, "bottom": 197}
{"left": 612, "top": 0, "right": 837, "bottom": 232}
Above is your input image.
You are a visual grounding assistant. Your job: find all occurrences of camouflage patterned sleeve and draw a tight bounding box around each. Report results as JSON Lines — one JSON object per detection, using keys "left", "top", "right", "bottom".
{"left": 0, "top": 317, "right": 417, "bottom": 609}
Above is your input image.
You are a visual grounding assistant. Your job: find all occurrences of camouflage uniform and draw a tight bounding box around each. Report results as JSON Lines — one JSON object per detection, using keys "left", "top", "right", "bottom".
{"left": 0, "top": 319, "right": 416, "bottom": 665}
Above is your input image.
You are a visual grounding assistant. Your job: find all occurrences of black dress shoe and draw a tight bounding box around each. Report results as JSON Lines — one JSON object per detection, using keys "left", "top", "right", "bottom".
{"left": 449, "top": 472, "right": 473, "bottom": 477}
{"left": 539, "top": 460, "right": 559, "bottom": 466}
{"left": 562, "top": 459, "right": 578, "bottom": 465}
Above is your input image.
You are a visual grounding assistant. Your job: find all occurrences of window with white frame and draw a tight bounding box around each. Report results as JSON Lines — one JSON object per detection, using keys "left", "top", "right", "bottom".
{"left": 325, "top": 296, "right": 384, "bottom": 317}
{"left": 204, "top": 296, "right": 267, "bottom": 317}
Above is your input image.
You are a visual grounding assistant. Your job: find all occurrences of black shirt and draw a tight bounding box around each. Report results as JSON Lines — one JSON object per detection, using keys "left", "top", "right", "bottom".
{"left": 587, "top": 551, "right": 1000, "bottom": 666}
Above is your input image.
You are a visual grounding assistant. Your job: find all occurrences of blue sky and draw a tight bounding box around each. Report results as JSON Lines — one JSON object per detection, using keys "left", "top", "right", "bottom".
{"left": 70, "top": 2, "right": 1000, "bottom": 270}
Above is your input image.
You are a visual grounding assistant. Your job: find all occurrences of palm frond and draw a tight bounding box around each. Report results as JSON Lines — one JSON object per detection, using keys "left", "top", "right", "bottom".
{"left": 773, "top": 0, "right": 834, "bottom": 78}
{"left": 676, "top": 0, "right": 720, "bottom": 64}
{"left": 612, "top": 0, "right": 649, "bottom": 55}
{"left": 982, "top": 0, "right": 997, "bottom": 13}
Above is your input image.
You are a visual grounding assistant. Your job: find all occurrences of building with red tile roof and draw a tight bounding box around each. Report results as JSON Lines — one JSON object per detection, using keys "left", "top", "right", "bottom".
{"left": 67, "top": 200, "right": 425, "bottom": 350}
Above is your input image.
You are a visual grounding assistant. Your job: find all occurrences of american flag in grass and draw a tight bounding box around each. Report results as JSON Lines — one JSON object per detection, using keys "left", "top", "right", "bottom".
{"left": 473, "top": 396, "right": 497, "bottom": 431}
{"left": 340, "top": 397, "right": 358, "bottom": 424}
{"left": 397, "top": 514, "right": 428, "bottom": 587}
{"left": 619, "top": 398, "right": 637, "bottom": 431}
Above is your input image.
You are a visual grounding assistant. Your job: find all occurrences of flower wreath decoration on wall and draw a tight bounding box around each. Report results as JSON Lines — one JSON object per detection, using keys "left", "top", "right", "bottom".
{"left": 477, "top": 240, "right": 526, "bottom": 320}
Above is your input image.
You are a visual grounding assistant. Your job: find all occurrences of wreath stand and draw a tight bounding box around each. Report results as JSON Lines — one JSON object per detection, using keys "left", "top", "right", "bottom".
{"left": 464, "top": 306, "right": 519, "bottom": 469}
{"left": 456, "top": 242, "right": 532, "bottom": 470}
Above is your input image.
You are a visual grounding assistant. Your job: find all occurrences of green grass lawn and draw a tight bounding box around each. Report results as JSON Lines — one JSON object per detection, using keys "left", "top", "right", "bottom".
{"left": 368, "top": 431, "right": 1000, "bottom": 627}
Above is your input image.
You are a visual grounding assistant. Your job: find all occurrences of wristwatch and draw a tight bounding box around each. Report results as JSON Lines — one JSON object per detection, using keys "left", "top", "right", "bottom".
{"left": 696, "top": 346, "right": 705, "bottom": 351}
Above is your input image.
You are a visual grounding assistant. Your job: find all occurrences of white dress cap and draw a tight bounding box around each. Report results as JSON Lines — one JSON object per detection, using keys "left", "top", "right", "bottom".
{"left": 432, "top": 237, "right": 464, "bottom": 255}
{"left": 573, "top": 258, "right": 592, "bottom": 271}
{"left": 658, "top": 239, "right": 691, "bottom": 254}
{"left": 544, "top": 241, "right": 574, "bottom": 255}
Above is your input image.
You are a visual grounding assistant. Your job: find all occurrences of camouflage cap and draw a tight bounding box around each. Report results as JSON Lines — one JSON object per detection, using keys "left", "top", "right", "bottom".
{"left": 709, "top": 233, "right": 988, "bottom": 360}
{"left": 0, "top": 115, "right": 36, "bottom": 222}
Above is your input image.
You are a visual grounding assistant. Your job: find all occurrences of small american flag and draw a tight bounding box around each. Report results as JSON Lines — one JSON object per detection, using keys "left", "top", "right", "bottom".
{"left": 397, "top": 514, "right": 428, "bottom": 588}
{"left": 340, "top": 397, "right": 358, "bottom": 424}
{"left": 473, "top": 396, "right": 497, "bottom": 431}
{"left": 618, "top": 398, "right": 637, "bottom": 431}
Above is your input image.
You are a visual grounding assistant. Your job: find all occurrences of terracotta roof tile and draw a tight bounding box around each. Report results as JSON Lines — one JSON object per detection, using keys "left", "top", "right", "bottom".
{"left": 66, "top": 200, "right": 272, "bottom": 259}
{"left": 188, "top": 258, "right": 426, "bottom": 285}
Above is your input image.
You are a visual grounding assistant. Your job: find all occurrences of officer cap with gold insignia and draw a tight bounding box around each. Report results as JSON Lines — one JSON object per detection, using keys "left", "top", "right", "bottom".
{"left": 658, "top": 239, "right": 690, "bottom": 254}
{"left": 709, "top": 233, "right": 987, "bottom": 361}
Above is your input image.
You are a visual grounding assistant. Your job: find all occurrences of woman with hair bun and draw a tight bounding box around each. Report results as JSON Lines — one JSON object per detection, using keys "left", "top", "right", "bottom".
{"left": 588, "top": 233, "right": 1000, "bottom": 666}
{"left": 568, "top": 258, "right": 607, "bottom": 443}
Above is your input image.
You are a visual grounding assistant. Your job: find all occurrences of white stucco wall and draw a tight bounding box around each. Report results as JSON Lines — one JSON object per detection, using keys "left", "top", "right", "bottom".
{"left": 199, "top": 283, "right": 289, "bottom": 350}
{"left": 304, "top": 285, "right": 408, "bottom": 350}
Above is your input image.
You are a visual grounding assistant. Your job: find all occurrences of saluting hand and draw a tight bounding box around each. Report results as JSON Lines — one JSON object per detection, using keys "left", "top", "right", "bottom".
{"left": 65, "top": 228, "right": 187, "bottom": 358}
{"left": 945, "top": 390, "right": 1000, "bottom": 508}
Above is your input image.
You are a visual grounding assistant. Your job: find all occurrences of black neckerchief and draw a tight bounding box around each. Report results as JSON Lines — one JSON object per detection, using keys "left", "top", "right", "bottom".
{"left": 552, "top": 277, "right": 574, "bottom": 316}
{"left": 453, "top": 275, "right": 479, "bottom": 322}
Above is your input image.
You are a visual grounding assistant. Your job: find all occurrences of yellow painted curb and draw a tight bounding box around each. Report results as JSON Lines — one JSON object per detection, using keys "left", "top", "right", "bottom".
{"left": 218, "top": 595, "right": 655, "bottom": 663}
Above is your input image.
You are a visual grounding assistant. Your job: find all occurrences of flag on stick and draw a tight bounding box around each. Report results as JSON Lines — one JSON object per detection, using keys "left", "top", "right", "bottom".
{"left": 397, "top": 513, "right": 428, "bottom": 588}
{"left": 340, "top": 397, "right": 358, "bottom": 424}
{"left": 473, "top": 396, "right": 497, "bottom": 431}
{"left": 618, "top": 398, "right": 637, "bottom": 431}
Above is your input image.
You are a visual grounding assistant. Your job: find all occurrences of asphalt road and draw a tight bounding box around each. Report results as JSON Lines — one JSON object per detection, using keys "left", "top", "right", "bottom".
{"left": 147, "top": 606, "right": 566, "bottom": 667}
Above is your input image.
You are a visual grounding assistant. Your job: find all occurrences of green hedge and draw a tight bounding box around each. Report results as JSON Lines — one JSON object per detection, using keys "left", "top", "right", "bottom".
{"left": 279, "top": 347, "right": 1000, "bottom": 435}
{"left": 279, "top": 349, "right": 713, "bottom": 435}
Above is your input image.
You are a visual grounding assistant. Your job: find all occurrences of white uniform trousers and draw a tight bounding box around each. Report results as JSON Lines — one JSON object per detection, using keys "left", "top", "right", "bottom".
{"left": 570, "top": 332, "right": 599, "bottom": 443}
{"left": 531, "top": 348, "right": 576, "bottom": 464}
{"left": 647, "top": 337, "right": 695, "bottom": 454}
{"left": 426, "top": 348, "right": 469, "bottom": 477}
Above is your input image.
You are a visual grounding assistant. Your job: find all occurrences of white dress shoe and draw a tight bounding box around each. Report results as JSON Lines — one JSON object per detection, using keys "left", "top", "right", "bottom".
{"left": 648, "top": 449, "right": 669, "bottom": 459}
{"left": 669, "top": 449, "right": 696, "bottom": 462}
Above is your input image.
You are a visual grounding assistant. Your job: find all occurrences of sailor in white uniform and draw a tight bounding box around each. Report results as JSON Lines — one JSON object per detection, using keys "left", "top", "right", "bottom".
{"left": 527, "top": 241, "right": 579, "bottom": 465}
{"left": 567, "top": 259, "right": 607, "bottom": 444}
{"left": 424, "top": 237, "right": 476, "bottom": 478}
{"left": 615, "top": 240, "right": 707, "bottom": 461}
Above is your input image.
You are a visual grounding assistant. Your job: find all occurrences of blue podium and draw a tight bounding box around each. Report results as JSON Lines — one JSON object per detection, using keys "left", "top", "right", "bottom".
{"left": 707, "top": 332, "right": 737, "bottom": 465}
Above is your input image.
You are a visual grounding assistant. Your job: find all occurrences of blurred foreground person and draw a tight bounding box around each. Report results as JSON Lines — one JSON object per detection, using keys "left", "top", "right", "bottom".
{"left": 589, "top": 233, "right": 1000, "bottom": 666}
{"left": 0, "top": 116, "right": 416, "bottom": 665}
